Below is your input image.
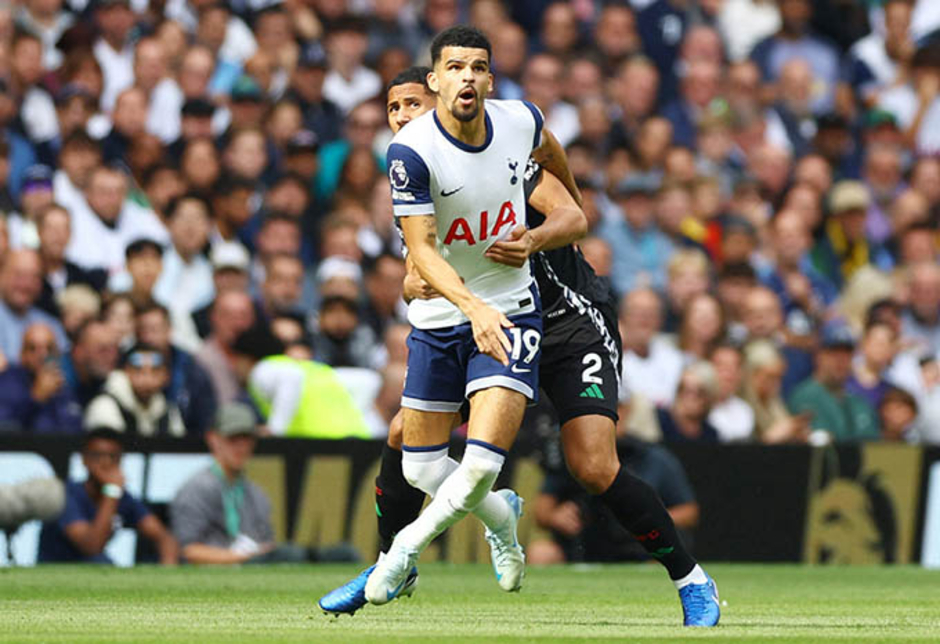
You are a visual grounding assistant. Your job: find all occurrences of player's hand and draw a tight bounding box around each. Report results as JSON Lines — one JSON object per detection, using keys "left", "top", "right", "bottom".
{"left": 403, "top": 271, "right": 441, "bottom": 301}
{"left": 466, "top": 301, "right": 514, "bottom": 366}
{"left": 552, "top": 501, "right": 583, "bottom": 536}
{"left": 485, "top": 225, "right": 535, "bottom": 268}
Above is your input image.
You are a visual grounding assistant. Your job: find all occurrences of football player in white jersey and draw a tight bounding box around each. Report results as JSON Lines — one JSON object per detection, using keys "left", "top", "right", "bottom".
{"left": 364, "top": 26, "right": 588, "bottom": 606}
{"left": 320, "top": 65, "right": 719, "bottom": 627}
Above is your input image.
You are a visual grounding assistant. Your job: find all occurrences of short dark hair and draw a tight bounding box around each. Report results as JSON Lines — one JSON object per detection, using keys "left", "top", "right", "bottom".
{"left": 84, "top": 427, "right": 124, "bottom": 451}
{"left": 136, "top": 300, "right": 170, "bottom": 322}
{"left": 388, "top": 66, "right": 433, "bottom": 95}
{"left": 166, "top": 193, "right": 211, "bottom": 220}
{"left": 430, "top": 26, "right": 492, "bottom": 65}
{"left": 231, "top": 323, "right": 285, "bottom": 361}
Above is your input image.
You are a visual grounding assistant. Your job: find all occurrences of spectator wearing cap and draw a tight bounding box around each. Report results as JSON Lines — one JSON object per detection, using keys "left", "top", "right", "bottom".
{"left": 282, "top": 130, "right": 320, "bottom": 182}
{"left": 166, "top": 98, "right": 216, "bottom": 164}
{"left": 283, "top": 45, "right": 343, "bottom": 145}
{"left": 38, "top": 427, "right": 179, "bottom": 564}
{"left": 597, "top": 174, "right": 674, "bottom": 297}
{"left": 0, "top": 249, "right": 68, "bottom": 363}
{"left": 219, "top": 77, "right": 268, "bottom": 149}
{"left": 810, "top": 180, "right": 892, "bottom": 291}
{"left": 35, "top": 204, "right": 107, "bottom": 318}
{"left": 191, "top": 242, "right": 252, "bottom": 339}
{"left": 152, "top": 195, "right": 215, "bottom": 335}
{"left": 9, "top": 30, "right": 58, "bottom": 145}
{"left": 66, "top": 164, "right": 169, "bottom": 282}
{"left": 119, "top": 237, "right": 164, "bottom": 308}
{"left": 7, "top": 164, "right": 55, "bottom": 249}
{"left": 136, "top": 301, "right": 217, "bottom": 436}
{"left": 93, "top": 0, "right": 138, "bottom": 113}
{"left": 322, "top": 16, "right": 381, "bottom": 115}
{"left": 788, "top": 321, "right": 880, "bottom": 442}
{"left": 14, "top": 0, "right": 75, "bottom": 70}
{"left": 195, "top": 289, "right": 257, "bottom": 405}
{"left": 84, "top": 342, "right": 186, "bottom": 437}
{"left": 231, "top": 324, "right": 369, "bottom": 438}
{"left": 170, "top": 402, "right": 356, "bottom": 564}
{"left": 0, "top": 322, "right": 82, "bottom": 433}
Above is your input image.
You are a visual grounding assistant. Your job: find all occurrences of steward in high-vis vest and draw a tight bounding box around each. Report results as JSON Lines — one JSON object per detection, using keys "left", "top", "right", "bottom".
{"left": 230, "top": 325, "right": 369, "bottom": 439}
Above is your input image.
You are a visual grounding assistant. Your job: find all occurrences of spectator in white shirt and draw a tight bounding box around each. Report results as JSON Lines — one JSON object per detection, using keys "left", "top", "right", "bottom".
{"left": 323, "top": 16, "right": 381, "bottom": 114}
{"left": 53, "top": 131, "right": 101, "bottom": 217}
{"left": 10, "top": 30, "right": 58, "bottom": 144}
{"left": 522, "top": 53, "right": 580, "bottom": 148}
{"left": 133, "top": 36, "right": 184, "bottom": 143}
{"left": 65, "top": 164, "right": 169, "bottom": 282}
{"left": 93, "top": 0, "right": 138, "bottom": 113}
{"left": 153, "top": 195, "right": 215, "bottom": 325}
{"left": 707, "top": 344, "right": 756, "bottom": 442}
{"left": 619, "top": 287, "right": 684, "bottom": 408}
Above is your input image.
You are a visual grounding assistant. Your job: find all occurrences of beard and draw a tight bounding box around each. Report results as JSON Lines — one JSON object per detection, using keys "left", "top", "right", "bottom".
{"left": 453, "top": 102, "right": 480, "bottom": 122}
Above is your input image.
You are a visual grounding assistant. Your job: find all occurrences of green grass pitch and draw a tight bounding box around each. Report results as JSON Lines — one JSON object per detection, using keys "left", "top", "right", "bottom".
{"left": 2, "top": 563, "right": 939, "bottom": 642}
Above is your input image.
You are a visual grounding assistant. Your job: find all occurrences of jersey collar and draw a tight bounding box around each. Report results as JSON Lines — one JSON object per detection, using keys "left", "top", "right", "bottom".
{"left": 433, "top": 110, "right": 493, "bottom": 153}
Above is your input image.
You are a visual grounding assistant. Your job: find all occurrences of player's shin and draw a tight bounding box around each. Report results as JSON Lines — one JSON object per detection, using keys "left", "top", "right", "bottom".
{"left": 395, "top": 443, "right": 508, "bottom": 552}
{"left": 597, "top": 467, "right": 697, "bottom": 581}
{"left": 376, "top": 443, "right": 428, "bottom": 554}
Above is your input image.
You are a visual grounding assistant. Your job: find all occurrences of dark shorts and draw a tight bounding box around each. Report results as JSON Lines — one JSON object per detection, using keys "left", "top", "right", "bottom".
{"left": 402, "top": 311, "right": 543, "bottom": 413}
{"left": 539, "top": 300, "right": 621, "bottom": 426}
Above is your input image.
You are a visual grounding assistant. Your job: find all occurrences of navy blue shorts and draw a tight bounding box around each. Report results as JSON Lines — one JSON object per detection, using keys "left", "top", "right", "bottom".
{"left": 402, "top": 311, "right": 543, "bottom": 413}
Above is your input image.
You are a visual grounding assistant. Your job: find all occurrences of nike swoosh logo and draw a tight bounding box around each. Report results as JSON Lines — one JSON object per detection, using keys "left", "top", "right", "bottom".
{"left": 387, "top": 579, "right": 406, "bottom": 601}
{"left": 510, "top": 364, "right": 531, "bottom": 374}
{"left": 440, "top": 186, "right": 463, "bottom": 197}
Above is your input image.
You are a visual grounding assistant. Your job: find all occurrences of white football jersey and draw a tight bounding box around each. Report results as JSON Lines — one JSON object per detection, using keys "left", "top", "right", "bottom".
{"left": 388, "top": 99, "right": 544, "bottom": 330}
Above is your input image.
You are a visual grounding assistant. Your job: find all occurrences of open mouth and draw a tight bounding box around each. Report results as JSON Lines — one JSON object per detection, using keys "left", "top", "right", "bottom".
{"left": 457, "top": 87, "right": 476, "bottom": 107}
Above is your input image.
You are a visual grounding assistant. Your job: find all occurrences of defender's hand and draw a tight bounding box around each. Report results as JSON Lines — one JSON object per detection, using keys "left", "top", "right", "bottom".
{"left": 403, "top": 271, "right": 441, "bottom": 301}
{"left": 485, "top": 225, "right": 535, "bottom": 268}
{"left": 466, "top": 301, "right": 514, "bottom": 366}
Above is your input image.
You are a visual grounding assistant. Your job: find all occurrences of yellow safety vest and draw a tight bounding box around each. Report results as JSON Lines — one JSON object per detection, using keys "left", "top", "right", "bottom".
{"left": 250, "top": 356, "right": 370, "bottom": 439}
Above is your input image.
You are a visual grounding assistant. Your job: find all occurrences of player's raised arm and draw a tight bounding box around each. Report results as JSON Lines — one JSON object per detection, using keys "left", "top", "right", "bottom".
{"left": 485, "top": 170, "right": 587, "bottom": 268}
{"left": 399, "top": 214, "right": 513, "bottom": 365}
{"left": 531, "top": 128, "right": 582, "bottom": 207}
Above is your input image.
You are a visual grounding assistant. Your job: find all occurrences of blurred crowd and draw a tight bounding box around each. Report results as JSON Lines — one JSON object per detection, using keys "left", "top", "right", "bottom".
{"left": 1, "top": 0, "right": 940, "bottom": 448}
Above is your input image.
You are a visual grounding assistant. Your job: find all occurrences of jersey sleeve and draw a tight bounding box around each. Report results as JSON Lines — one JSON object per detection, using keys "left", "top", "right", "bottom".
{"left": 387, "top": 142, "right": 435, "bottom": 217}
{"left": 521, "top": 100, "right": 544, "bottom": 151}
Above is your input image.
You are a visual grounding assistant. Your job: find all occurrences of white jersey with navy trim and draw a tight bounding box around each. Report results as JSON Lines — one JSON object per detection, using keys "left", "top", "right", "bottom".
{"left": 387, "top": 99, "right": 544, "bottom": 330}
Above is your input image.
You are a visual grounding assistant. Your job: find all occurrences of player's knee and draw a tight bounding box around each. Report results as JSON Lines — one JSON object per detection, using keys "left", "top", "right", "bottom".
{"left": 569, "top": 453, "right": 619, "bottom": 495}
{"left": 402, "top": 455, "right": 450, "bottom": 496}
{"left": 387, "top": 413, "right": 405, "bottom": 450}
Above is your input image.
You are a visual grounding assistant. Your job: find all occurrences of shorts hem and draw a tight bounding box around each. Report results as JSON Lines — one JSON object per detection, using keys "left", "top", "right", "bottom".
{"left": 466, "top": 375, "right": 534, "bottom": 400}
{"left": 400, "top": 396, "right": 463, "bottom": 413}
{"left": 556, "top": 406, "right": 619, "bottom": 427}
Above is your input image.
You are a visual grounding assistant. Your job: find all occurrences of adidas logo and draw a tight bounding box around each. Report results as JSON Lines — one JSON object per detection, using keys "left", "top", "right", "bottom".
{"left": 579, "top": 384, "right": 604, "bottom": 399}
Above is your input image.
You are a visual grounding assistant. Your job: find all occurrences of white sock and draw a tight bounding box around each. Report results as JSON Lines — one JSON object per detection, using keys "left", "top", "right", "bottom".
{"left": 395, "top": 442, "right": 509, "bottom": 553}
{"left": 673, "top": 564, "right": 708, "bottom": 589}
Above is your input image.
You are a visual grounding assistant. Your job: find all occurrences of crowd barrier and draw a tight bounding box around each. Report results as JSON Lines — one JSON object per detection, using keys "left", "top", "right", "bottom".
{"left": 2, "top": 434, "right": 939, "bottom": 567}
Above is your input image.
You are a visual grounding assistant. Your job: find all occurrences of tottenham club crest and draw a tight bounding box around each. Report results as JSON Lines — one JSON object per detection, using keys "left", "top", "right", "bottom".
{"left": 507, "top": 158, "right": 519, "bottom": 185}
{"left": 390, "top": 159, "right": 409, "bottom": 190}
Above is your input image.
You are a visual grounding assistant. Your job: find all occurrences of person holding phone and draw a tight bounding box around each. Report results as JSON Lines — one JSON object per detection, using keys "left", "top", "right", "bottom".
{"left": 0, "top": 322, "right": 82, "bottom": 433}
